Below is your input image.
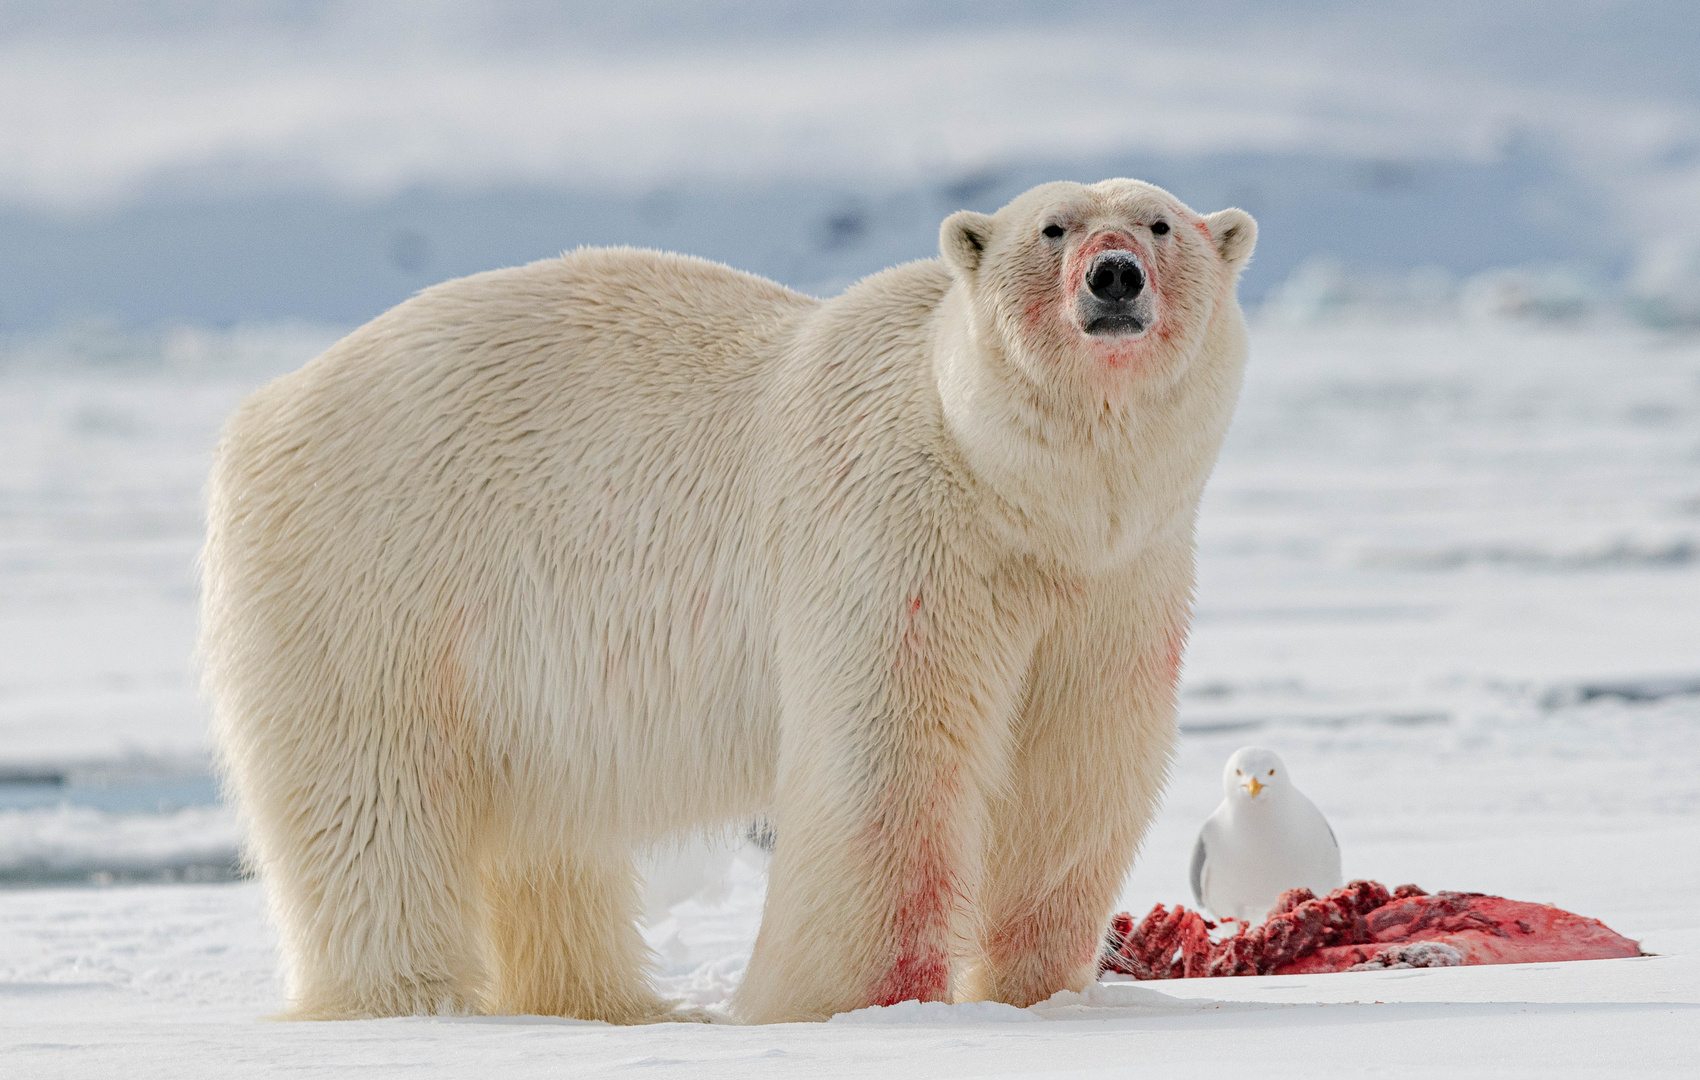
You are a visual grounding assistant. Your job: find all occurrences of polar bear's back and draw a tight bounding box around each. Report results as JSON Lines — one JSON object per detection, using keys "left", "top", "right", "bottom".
{"left": 357, "top": 245, "right": 818, "bottom": 398}
{"left": 225, "top": 246, "right": 817, "bottom": 485}
{"left": 211, "top": 246, "right": 817, "bottom": 581}
{"left": 203, "top": 249, "right": 819, "bottom": 840}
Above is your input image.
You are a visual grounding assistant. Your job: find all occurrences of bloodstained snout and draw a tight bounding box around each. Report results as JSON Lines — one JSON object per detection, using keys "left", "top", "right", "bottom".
{"left": 1078, "top": 249, "right": 1153, "bottom": 337}
{"left": 1087, "top": 252, "right": 1144, "bottom": 302}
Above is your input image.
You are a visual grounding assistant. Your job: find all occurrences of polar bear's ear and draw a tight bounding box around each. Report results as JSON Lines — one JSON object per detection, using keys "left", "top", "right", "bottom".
{"left": 940, "top": 211, "right": 996, "bottom": 278}
{"left": 1203, "top": 208, "right": 1258, "bottom": 272}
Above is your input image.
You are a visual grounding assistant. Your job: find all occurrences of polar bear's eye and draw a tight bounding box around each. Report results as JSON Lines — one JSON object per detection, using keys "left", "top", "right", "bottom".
{"left": 1042, "top": 224, "right": 1065, "bottom": 239}
{"left": 1151, "top": 220, "right": 1170, "bottom": 235}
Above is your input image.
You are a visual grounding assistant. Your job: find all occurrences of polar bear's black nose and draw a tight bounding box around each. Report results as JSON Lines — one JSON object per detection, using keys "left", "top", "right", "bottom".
{"left": 1087, "top": 253, "right": 1144, "bottom": 302}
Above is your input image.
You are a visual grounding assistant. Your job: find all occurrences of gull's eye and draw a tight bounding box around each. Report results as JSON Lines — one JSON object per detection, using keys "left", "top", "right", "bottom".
{"left": 1235, "top": 769, "right": 1242, "bottom": 775}
{"left": 1268, "top": 770, "right": 1275, "bottom": 776}
{"left": 1151, "top": 220, "right": 1170, "bottom": 235}
{"left": 1042, "top": 224, "right": 1065, "bottom": 239}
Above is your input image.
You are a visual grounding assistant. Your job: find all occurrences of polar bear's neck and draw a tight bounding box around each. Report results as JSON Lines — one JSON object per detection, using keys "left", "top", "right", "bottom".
{"left": 933, "top": 284, "right": 1244, "bottom": 575}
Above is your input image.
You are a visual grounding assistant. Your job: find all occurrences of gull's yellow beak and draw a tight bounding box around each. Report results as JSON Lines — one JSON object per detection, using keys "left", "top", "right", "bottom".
{"left": 1243, "top": 776, "right": 1265, "bottom": 798}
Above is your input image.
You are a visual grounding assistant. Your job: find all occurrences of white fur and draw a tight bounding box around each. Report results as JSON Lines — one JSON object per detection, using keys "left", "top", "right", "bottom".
{"left": 200, "top": 179, "right": 1256, "bottom": 1024}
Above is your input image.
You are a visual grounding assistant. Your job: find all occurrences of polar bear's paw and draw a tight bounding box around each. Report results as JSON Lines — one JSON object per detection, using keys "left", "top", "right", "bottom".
{"left": 275, "top": 978, "right": 483, "bottom": 1021}
{"left": 643, "top": 1001, "right": 719, "bottom": 1025}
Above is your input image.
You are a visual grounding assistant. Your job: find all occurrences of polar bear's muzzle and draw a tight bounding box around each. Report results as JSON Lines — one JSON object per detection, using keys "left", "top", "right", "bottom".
{"left": 1079, "top": 251, "right": 1155, "bottom": 337}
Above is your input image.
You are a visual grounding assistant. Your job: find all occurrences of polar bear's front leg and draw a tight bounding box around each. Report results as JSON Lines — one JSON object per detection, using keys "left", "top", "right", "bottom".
{"left": 733, "top": 571, "right": 1039, "bottom": 1024}
{"left": 737, "top": 743, "right": 979, "bottom": 1023}
{"left": 968, "top": 558, "right": 1190, "bottom": 1008}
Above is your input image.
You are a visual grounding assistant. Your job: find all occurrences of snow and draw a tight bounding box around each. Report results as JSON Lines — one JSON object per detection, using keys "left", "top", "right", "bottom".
{"left": 0, "top": 883, "right": 1693, "bottom": 1077}
{"left": 0, "top": 804, "right": 236, "bottom": 885}
{"left": 1, "top": 317, "right": 1697, "bottom": 1074}
{"left": 830, "top": 999, "right": 1042, "bottom": 1024}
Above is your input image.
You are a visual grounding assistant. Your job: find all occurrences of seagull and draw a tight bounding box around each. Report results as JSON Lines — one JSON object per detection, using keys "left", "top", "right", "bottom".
{"left": 1190, "top": 746, "right": 1343, "bottom": 923}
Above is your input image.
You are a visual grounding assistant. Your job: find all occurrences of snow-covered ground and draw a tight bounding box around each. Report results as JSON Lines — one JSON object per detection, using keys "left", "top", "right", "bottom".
{"left": 2, "top": 317, "right": 1697, "bottom": 1075}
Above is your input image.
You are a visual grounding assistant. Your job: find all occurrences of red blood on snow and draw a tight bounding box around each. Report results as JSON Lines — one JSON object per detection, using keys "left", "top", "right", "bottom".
{"left": 1099, "top": 881, "right": 1641, "bottom": 979}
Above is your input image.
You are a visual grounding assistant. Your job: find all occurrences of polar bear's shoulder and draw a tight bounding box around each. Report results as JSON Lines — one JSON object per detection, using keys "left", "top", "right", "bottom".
{"left": 795, "top": 258, "right": 955, "bottom": 357}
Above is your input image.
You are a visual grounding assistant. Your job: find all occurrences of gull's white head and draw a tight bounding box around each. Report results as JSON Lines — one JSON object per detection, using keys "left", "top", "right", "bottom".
{"left": 1222, "top": 746, "right": 1289, "bottom": 803}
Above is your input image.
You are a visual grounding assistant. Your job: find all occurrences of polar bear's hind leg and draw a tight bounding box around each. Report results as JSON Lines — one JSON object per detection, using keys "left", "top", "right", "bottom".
{"left": 481, "top": 850, "right": 691, "bottom": 1023}
{"left": 256, "top": 752, "right": 488, "bottom": 1020}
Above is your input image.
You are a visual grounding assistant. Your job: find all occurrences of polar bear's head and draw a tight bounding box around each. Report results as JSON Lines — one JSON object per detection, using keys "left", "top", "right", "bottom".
{"left": 939, "top": 179, "right": 1255, "bottom": 396}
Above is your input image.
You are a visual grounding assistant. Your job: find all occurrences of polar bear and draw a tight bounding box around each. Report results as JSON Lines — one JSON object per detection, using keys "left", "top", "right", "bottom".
{"left": 201, "top": 179, "right": 1256, "bottom": 1025}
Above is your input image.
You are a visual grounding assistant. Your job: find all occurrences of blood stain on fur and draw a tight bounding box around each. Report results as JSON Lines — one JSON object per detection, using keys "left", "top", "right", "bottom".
{"left": 871, "top": 836, "right": 953, "bottom": 1006}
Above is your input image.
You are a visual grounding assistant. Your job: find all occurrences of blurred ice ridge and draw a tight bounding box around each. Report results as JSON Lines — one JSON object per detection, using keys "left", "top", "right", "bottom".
{"left": 1260, "top": 256, "right": 1678, "bottom": 328}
